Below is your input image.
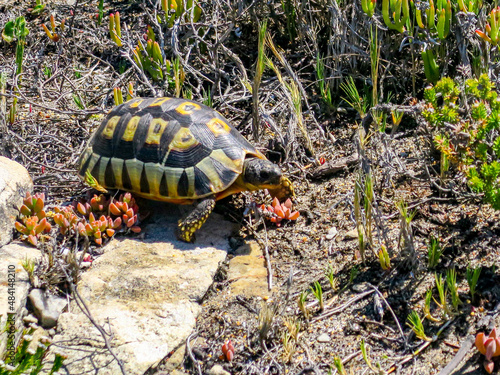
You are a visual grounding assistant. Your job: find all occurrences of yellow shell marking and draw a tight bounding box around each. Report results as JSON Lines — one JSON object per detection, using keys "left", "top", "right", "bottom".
{"left": 144, "top": 163, "right": 164, "bottom": 196}
{"left": 149, "top": 98, "right": 171, "bottom": 107}
{"left": 145, "top": 118, "right": 168, "bottom": 145}
{"left": 129, "top": 99, "right": 144, "bottom": 108}
{"left": 170, "top": 127, "right": 198, "bottom": 150}
{"left": 101, "top": 116, "right": 121, "bottom": 139}
{"left": 110, "top": 157, "right": 125, "bottom": 188}
{"left": 85, "top": 153, "right": 100, "bottom": 176}
{"left": 122, "top": 116, "right": 141, "bottom": 142}
{"left": 165, "top": 168, "right": 184, "bottom": 198}
{"left": 195, "top": 157, "right": 224, "bottom": 193}
{"left": 97, "top": 156, "right": 110, "bottom": 185}
{"left": 124, "top": 159, "right": 144, "bottom": 192}
{"left": 210, "top": 149, "right": 242, "bottom": 171}
{"left": 206, "top": 118, "right": 231, "bottom": 136}
{"left": 175, "top": 102, "right": 201, "bottom": 115}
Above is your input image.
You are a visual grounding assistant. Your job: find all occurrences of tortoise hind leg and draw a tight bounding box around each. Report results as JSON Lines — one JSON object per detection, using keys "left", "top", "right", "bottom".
{"left": 178, "top": 198, "right": 216, "bottom": 243}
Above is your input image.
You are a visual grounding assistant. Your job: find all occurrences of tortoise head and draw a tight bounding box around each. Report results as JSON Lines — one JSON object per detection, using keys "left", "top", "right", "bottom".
{"left": 243, "top": 158, "right": 295, "bottom": 199}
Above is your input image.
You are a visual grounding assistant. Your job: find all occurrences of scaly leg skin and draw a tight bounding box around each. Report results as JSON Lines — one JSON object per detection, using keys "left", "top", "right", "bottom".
{"left": 178, "top": 198, "right": 216, "bottom": 243}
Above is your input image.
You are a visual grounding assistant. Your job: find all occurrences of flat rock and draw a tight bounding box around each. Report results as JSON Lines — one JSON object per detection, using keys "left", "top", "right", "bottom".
{"left": 0, "top": 156, "right": 33, "bottom": 247}
{"left": 0, "top": 242, "right": 41, "bottom": 356}
{"left": 28, "top": 289, "right": 68, "bottom": 328}
{"left": 228, "top": 241, "right": 270, "bottom": 298}
{"left": 53, "top": 208, "right": 236, "bottom": 375}
{"left": 317, "top": 333, "right": 331, "bottom": 343}
{"left": 208, "top": 364, "right": 232, "bottom": 375}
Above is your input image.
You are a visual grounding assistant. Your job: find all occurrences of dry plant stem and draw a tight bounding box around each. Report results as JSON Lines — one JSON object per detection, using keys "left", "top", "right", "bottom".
{"left": 186, "top": 332, "right": 202, "bottom": 375}
{"left": 311, "top": 290, "right": 374, "bottom": 322}
{"left": 367, "top": 284, "right": 406, "bottom": 347}
{"left": 388, "top": 319, "right": 454, "bottom": 373}
{"left": 68, "top": 280, "right": 127, "bottom": 375}
{"left": 330, "top": 350, "right": 363, "bottom": 375}
{"left": 261, "top": 222, "right": 273, "bottom": 291}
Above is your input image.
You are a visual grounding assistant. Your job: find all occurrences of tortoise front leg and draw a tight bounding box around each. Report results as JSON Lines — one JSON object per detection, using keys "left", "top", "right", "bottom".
{"left": 177, "top": 198, "right": 216, "bottom": 243}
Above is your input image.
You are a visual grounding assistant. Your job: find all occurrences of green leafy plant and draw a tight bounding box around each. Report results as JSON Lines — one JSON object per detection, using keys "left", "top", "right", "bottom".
{"left": 378, "top": 245, "right": 391, "bottom": 270}
{"left": 435, "top": 273, "right": 453, "bottom": 318}
{"left": 446, "top": 267, "right": 461, "bottom": 310}
{"left": 315, "top": 54, "right": 333, "bottom": 110}
{"left": 466, "top": 266, "right": 481, "bottom": 304}
{"left": 109, "top": 12, "right": 122, "bottom": 47}
{"left": 341, "top": 76, "right": 368, "bottom": 119}
{"left": 382, "top": 0, "right": 410, "bottom": 33}
{"left": 31, "top": 0, "right": 46, "bottom": 15}
{"left": 161, "top": 0, "right": 202, "bottom": 28}
{"left": 2, "top": 323, "right": 66, "bottom": 374}
{"left": 310, "top": 281, "right": 324, "bottom": 312}
{"left": 97, "top": 0, "right": 104, "bottom": 25}
{"left": 406, "top": 310, "right": 432, "bottom": 341}
{"left": 325, "top": 264, "right": 339, "bottom": 291}
{"left": 421, "top": 48, "right": 440, "bottom": 84}
{"left": 361, "top": 0, "right": 376, "bottom": 17}
{"left": 427, "top": 235, "right": 443, "bottom": 269}
{"left": 423, "top": 75, "right": 500, "bottom": 209}
{"left": 423, "top": 288, "right": 440, "bottom": 322}
{"left": 298, "top": 290, "right": 310, "bottom": 320}
{"left": 476, "top": 7, "right": 500, "bottom": 45}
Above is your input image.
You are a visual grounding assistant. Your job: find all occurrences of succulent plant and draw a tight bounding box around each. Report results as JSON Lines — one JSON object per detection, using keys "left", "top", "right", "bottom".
{"left": 53, "top": 206, "right": 80, "bottom": 235}
{"left": 259, "top": 197, "right": 300, "bottom": 226}
{"left": 15, "top": 192, "right": 52, "bottom": 246}
{"left": 221, "top": 340, "right": 235, "bottom": 362}
{"left": 476, "top": 7, "right": 500, "bottom": 46}
{"left": 42, "top": 14, "right": 65, "bottom": 42}
{"left": 476, "top": 327, "right": 500, "bottom": 373}
{"left": 77, "top": 212, "right": 122, "bottom": 246}
{"left": 109, "top": 193, "right": 141, "bottom": 233}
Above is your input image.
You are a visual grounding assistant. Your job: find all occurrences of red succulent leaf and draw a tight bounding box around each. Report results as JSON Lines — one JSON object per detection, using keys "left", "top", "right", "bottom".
{"left": 272, "top": 197, "right": 280, "bottom": 208}
{"left": 288, "top": 211, "right": 300, "bottom": 220}
{"left": 89, "top": 212, "right": 96, "bottom": 223}
{"left": 94, "top": 230, "right": 102, "bottom": 239}
{"left": 284, "top": 198, "right": 293, "bottom": 209}
{"left": 77, "top": 222, "right": 86, "bottom": 235}
{"left": 275, "top": 206, "right": 285, "bottom": 218}
{"left": 489, "top": 327, "right": 498, "bottom": 339}
{"left": 485, "top": 338, "right": 497, "bottom": 360}
{"left": 106, "top": 228, "right": 115, "bottom": 237}
{"left": 109, "top": 203, "right": 121, "bottom": 216}
{"left": 28, "top": 234, "right": 38, "bottom": 246}
{"left": 15, "top": 221, "right": 27, "bottom": 235}
{"left": 126, "top": 216, "right": 136, "bottom": 228}
{"left": 113, "top": 217, "right": 122, "bottom": 229}
{"left": 484, "top": 359, "right": 495, "bottom": 374}
{"left": 95, "top": 237, "right": 102, "bottom": 246}
{"left": 34, "top": 197, "right": 44, "bottom": 214}
{"left": 126, "top": 208, "right": 134, "bottom": 219}
{"left": 130, "top": 226, "right": 141, "bottom": 233}
{"left": 20, "top": 204, "right": 32, "bottom": 216}
{"left": 77, "top": 202, "right": 87, "bottom": 215}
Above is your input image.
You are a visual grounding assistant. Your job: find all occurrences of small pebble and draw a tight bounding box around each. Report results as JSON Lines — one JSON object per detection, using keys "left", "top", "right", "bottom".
{"left": 325, "top": 227, "right": 338, "bottom": 240}
{"left": 317, "top": 333, "right": 331, "bottom": 343}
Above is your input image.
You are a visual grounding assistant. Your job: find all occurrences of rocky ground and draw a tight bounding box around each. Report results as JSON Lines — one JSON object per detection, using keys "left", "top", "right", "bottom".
{"left": 0, "top": 0, "right": 499, "bottom": 374}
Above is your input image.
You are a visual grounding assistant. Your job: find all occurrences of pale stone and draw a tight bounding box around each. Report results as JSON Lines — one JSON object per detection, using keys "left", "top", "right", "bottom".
{"left": 326, "top": 227, "right": 338, "bottom": 240}
{"left": 53, "top": 211, "right": 235, "bottom": 375}
{"left": 317, "top": 333, "right": 331, "bottom": 343}
{"left": 28, "top": 289, "right": 68, "bottom": 328}
{"left": 0, "top": 242, "right": 41, "bottom": 357}
{"left": 208, "top": 364, "right": 232, "bottom": 375}
{"left": 344, "top": 228, "right": 361, "bottom": 240}
{"left": 0, "top": 156, "right": 33, "bottom": 247}
{"left": 228, "top": 241, "right": 270, "bottom": 298}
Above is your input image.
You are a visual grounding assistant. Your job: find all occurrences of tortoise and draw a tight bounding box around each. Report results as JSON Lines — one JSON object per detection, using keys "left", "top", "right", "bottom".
{"left": 78, "top": 97, "right": 294, "bottom": 242}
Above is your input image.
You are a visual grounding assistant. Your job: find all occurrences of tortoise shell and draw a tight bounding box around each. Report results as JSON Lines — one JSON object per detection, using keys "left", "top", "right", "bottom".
{"left": 78, "top": 97, "right": 266, "bottom": 203}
